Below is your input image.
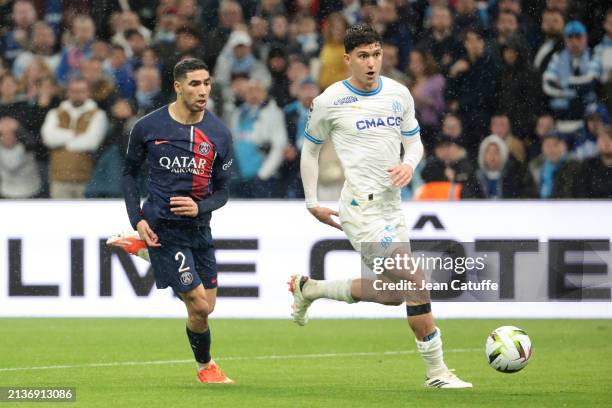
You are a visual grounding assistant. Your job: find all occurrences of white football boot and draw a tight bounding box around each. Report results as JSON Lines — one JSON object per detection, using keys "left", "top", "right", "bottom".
{"left": 425, "top": 369, "right": 473, "bottom": 389}
{"left": 288, "top": 274, "right": 312, "bottom": 326}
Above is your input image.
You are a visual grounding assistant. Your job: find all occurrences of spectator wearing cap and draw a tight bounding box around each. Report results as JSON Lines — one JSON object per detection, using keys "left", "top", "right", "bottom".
{"left": 462, "top": 134, "right": 536, "bottom": 199}
{"left": 495, "top": 37, "right": 545, "bottom": 139}
{"left": 282, "top": 78, "right": 319, "bottom": 198}
{"left": 56, "top": 15, "right": 96, "bottom": 85}
{"left": 214, "top": 30, "right": 271, "bottom": 89}
{"left": 533, "top": 8, "right": 565, "bottom": 76}
{"left": 542, "top": 20, "right": 597, "bottom": 135}
{"left": 571, "top": 103, "right": 609, "bottom": 160}
{"left": 579, "top": 125, "right": 612, "bottom": 198}
{"left": 528, "top": 132, "right": 581, "bottom": 198}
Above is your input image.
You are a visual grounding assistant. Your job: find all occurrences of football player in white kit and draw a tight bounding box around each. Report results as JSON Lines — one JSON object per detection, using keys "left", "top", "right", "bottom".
{"left": 288, "top": 24, "right": 472, "bottom": 389}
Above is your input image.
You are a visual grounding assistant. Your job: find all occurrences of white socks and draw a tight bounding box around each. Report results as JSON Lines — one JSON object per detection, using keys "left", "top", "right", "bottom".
{"left": 415, "top": 328, "right": 448, "bottom": 377}
{"left": 302, "top": 279, "right": 356, "bottom": 303}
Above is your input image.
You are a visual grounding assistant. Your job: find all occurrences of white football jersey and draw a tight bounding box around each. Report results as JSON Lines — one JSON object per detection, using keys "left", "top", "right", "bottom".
{"left": 305, "top": 76, "right": 420, "bottom": 196}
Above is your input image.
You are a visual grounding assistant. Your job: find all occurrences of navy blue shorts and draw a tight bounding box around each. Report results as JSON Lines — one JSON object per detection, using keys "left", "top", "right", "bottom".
{"left": 148, "top": 222, "right": 217, "bottom": 293}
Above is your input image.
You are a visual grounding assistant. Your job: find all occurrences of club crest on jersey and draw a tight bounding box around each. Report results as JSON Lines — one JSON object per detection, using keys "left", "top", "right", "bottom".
{"left": 391, "top": 101, "right": 403, "bottom": 114}
{"left": 180, "top": 272, "right": 194, "bottom": 286}
{"left": 198, "top": 141, "right": 210, "bottom": 155}
{"left": 333, "top": 95, "right": 358, "bottom": 105}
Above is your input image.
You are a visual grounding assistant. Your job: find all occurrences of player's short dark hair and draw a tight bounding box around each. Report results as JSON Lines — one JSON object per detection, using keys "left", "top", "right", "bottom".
{"left": 344, "top": 23, "right": 382, "bottom": 53}
{"left": 173, "top": 58, "right": 209, "bottom": 81}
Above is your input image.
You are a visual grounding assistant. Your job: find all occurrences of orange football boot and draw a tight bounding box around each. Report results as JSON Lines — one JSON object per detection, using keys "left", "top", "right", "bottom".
{"left": 196, "top": 362, "right": 234, "bottom": 384}
{"left": 106, "top": 231, "right": 149, "bottom": 261}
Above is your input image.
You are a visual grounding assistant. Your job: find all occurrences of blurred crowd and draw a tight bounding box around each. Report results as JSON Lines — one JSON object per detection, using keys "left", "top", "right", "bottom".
{"left": 0, "top": 0, "right": 610, "bottom": 201}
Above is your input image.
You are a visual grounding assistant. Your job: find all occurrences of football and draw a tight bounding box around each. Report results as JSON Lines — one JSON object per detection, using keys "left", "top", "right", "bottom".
{"left": 485, "top": 326, "right": 532, "bottom": 373}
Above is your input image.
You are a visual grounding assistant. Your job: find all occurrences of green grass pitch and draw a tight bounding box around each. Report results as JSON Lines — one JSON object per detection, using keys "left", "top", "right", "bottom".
{"left": 1, "top": 319, "right": 611, "bottom": 407}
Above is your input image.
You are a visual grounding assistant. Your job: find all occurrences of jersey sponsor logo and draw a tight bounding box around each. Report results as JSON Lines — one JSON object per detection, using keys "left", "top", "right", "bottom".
{"left": 355, "top": 116, "right": 402, "bottom": 130}
{"left": 222, "top": 158, "right": 233, "bottom": 171}
{"left": 154, "top": 140, "right": 169, "bottom": 145}
{"left": 159, "top": 156, "right": 207, "bottom": 175}
{"left": 333, "top": 95, "right": 359, "bottom": 105}
{"left": 198, "top": 141, "right": 211, "bottom": 155}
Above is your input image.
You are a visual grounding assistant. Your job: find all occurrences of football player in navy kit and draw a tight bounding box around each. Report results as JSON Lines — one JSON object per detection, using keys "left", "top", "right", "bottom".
{"left": 120, "top": 58, "right": 234, "bottom": 383}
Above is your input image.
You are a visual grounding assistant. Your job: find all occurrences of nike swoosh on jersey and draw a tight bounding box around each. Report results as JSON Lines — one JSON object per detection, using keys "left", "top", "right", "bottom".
{"left": 154, "top": 140, "right": 169, "bottom": 145}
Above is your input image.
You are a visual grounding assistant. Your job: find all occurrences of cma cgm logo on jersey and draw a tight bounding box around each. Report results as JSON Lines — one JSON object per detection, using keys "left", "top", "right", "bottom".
{"left": 159, "top": 156, "right": 207, "bottom": 175}
{"left": 356, "top": 116, "right": 402, "bottom": 131}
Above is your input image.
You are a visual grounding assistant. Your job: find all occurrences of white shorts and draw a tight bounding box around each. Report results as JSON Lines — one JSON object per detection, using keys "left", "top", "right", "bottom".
{"left": 338, "top": 186, "right": 411, "bottom": 270}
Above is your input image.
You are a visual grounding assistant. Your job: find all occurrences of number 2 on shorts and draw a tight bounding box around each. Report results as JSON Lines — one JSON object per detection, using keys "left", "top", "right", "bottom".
{"left": 174, "top": 251, "right": 191, "bottom": 273}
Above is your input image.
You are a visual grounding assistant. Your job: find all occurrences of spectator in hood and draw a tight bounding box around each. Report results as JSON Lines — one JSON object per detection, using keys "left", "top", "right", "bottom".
{"left": 462, "top": 134, "right": 536, "bottom": 199}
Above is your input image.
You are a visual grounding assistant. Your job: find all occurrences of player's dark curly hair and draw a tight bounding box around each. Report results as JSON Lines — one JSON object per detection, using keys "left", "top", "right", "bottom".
{"left": 173, "top": 58, "right": 209, "bottom": 81}
{"left": 344, "top": 24, "right": 382, "bottom": 54}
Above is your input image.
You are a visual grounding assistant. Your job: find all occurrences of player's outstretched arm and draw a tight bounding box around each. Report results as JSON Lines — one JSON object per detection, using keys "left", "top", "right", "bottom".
{"left": 301, "top": 139, "right": 342, "bottom": 231}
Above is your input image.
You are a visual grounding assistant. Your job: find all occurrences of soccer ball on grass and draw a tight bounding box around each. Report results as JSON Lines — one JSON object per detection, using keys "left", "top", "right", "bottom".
{"left": 485, "top": 326, "right": 532, "bottom": 373}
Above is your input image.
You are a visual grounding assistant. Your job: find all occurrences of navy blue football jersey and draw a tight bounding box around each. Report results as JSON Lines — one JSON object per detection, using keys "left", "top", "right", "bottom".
{"left": 122, "top": 105, "right": 233, "bottom": 229}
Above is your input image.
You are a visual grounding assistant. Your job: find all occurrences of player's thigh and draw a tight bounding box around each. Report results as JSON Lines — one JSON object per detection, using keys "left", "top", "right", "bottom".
{"left": 148, "top": 245, "right": 202, "bottom": 293}
{"left": 192, "top": 226, "right": 218, "bottom": 290}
